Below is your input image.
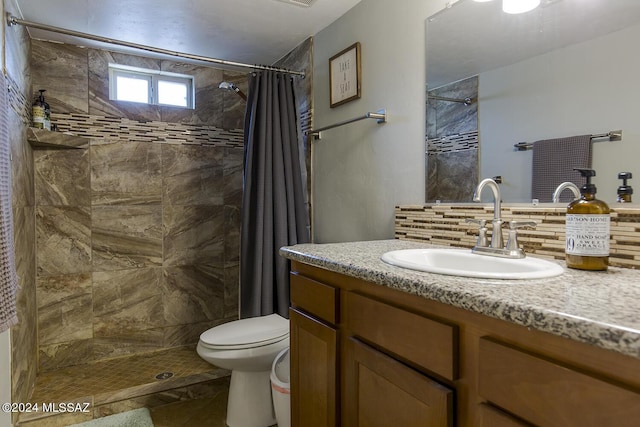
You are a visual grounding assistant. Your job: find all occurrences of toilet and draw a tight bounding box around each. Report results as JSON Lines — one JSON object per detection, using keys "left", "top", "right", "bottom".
{"left": 197, "top": 313, "right": 290, "bottom": 427}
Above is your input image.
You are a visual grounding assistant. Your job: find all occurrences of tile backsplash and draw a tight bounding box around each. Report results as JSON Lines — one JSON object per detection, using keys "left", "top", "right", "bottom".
{"left": 395, "top": 204, "right": 640, "bottom": 269}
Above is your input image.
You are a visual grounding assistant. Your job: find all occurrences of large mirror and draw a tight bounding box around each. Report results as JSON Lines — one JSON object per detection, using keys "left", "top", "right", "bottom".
{"left": 426, "top": 0, "right": 640, "bottom": 203}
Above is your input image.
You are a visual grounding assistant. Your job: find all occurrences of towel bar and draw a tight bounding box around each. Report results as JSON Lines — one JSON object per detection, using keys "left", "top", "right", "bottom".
{"left": 514, "top": 130, "right": 622, "bottom": 151}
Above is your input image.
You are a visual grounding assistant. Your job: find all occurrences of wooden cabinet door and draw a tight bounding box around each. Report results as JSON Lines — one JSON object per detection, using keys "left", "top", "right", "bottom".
{"left": 290, "top": 308, "right": 338, "bottom": 427}
{"left": 343, "top": 337, "right": 453, "bottom": 427}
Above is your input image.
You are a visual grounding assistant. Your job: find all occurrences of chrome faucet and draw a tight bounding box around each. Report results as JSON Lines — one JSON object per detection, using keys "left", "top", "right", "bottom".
{"left": 552, "top": 182, "right": 580, "bottom": 203}
{"left": 470, "top": 178, "right": 537, "bottom": 258}
{"left": 473, "top": 178, "right": 503, "bottom": 249}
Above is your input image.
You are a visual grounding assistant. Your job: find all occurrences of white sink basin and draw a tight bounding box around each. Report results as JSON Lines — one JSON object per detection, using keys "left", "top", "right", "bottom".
{"left": 381, "top": 248, "right": 564, "bottom": 280}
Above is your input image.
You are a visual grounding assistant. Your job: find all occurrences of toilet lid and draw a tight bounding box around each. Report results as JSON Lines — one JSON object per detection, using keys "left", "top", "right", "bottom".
{"left": 200, "top": 313, "right": 289, "bottom": 349}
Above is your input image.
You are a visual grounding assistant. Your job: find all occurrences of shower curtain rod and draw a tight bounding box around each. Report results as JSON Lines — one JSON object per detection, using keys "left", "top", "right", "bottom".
{"left": 429, "top": 95, "right": 474, "bottom": 105}
{"left": 6, "top": 14, "right": 305, "bottom": 78}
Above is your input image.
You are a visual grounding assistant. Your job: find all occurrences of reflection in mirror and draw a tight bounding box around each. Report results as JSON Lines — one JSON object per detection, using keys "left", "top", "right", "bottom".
{"left": 426, "top": 0, "right": 640, "bottom": 203}
{"left": 426, "top": 77, "right": 478, "bottom": 202}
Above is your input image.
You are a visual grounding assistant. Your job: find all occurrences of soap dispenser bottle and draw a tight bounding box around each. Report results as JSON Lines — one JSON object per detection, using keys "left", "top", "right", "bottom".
{"left": 617, "top": 172, "right": 633, "bottom": 203}
{"left": 565, "top": 168, "right": 610, "bottom": 271}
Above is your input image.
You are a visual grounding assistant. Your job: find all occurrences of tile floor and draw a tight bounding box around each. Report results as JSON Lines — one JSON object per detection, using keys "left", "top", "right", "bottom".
{"left": 19, "top": 346, "right": 230, "bottom": 426}
{"left": 150, "top": 393, "right": 228, "bottom": 427}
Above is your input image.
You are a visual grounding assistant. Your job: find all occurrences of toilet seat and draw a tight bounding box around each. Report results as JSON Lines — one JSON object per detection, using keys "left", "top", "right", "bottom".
{"left": 199, "top": 313, "right": 289, "bottom": 350}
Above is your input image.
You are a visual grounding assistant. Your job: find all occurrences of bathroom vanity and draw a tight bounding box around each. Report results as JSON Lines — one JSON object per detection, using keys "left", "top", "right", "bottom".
{"left": 281, "top": 240, "right": 640, "bottom": 427}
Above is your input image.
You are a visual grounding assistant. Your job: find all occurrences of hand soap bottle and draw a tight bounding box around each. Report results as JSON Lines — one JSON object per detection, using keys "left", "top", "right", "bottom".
{"left": 565, "top": 168, "right": 610, "bottom": 271}
{"left": 617, "top": 172, "right": 633, "bottom": 203}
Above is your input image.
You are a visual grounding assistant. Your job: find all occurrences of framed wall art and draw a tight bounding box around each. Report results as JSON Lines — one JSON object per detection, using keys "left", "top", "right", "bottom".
{"left": 329, "top": 42, "right": 361, "bottom": 108}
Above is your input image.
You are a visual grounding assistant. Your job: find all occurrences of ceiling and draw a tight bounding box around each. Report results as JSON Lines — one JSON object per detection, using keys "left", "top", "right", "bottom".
{"left": 427, "top": 0, "right": 640, "bottom": 88}
{"left": 11, "top": 0, "right": 362, "bottom": 70}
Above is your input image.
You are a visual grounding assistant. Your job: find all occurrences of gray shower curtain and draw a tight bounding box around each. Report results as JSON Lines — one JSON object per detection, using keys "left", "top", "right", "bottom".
{"left": 240, "top": 70, "right": 309, "bottom": 319}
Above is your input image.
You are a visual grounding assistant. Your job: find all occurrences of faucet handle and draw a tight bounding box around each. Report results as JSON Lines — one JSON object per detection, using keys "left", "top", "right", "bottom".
{"left": 505, "top": 220, "right": 537, "bottom": 256}
{"left": 466, "top": 219, "right": 489, "bottom": 247}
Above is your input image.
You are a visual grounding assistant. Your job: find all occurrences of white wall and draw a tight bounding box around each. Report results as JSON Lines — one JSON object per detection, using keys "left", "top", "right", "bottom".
{"left": 479, "top": 23, "right": 640, "bottom": 203}
{"left": 311, "top": 0, "right": 451, "bottom": 243}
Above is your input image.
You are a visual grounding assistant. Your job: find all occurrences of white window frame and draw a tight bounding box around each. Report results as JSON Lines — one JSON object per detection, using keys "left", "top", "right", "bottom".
{"left": 108, "top": 64, "right": 195, "bottom": 109}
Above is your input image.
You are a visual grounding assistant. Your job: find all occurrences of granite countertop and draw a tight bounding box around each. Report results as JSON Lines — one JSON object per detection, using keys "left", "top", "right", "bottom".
{"left": 280, "top": 239, "right": 640, "bottom": 359}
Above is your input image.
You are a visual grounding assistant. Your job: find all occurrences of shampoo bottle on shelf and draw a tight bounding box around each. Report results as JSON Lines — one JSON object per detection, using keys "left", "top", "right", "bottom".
{"left": 565, "top": 168, "right": 610, "bottom": 271}
{"left": 32, "top": 89, "right": 51, "bottom": 130}
{"left": 31, "top": 90, "right": 46, "bottom": 129}
{"left": 617, "top": 172, "right": 633, "bottom": 203}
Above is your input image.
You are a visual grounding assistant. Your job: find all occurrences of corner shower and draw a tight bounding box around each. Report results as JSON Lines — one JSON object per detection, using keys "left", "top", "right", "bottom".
{"left": 7, "top": 12, "right": 311, "bottom": 426}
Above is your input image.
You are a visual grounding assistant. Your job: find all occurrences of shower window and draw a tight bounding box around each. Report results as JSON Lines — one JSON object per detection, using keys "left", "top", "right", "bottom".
{"left": 109, "top": 64, "right": 195, "bottom": 109}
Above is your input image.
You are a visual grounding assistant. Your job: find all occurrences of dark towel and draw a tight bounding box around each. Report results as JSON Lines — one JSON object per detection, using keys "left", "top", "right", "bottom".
{"left": 531, "top": 135, "right": 592, "bottom": 203}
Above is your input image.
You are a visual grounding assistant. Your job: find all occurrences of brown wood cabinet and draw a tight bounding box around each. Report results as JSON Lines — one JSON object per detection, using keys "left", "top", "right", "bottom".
{"left": 289, "top": 261, "right": 640, "bottom": 427}
{"left": 343, "top": 337, "right": 453, "bottom": 426}
{"left": 289, "top": 272, "right": 339, "bottom": 427}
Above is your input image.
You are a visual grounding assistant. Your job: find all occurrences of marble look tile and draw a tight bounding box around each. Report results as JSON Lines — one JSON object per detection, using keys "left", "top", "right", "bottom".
{"left": 35, "top": 149, "right": 90, "bottom": 206}
{"left": 159, "top": 62, "right": 224, "bottom": 127}
{"left": 37, "top": 273, "right": 93, "bottom": 345}
{"left": 430, "top": 76, "right": 478, "bottom": 137}
{"left": 10, "top": 111, "right": 34, "bottom": 208}
{"left": 36, "top": 206, "right": 92, "bottom": 276}
{"left": 163, "top": 265, "right": 224, "bottom": 326}
{"left": 161, "top": 144, "right": 224, "bottom": 206}
{"left": 224, "top": 206, "right": 240, "bottom": 266}
{"left": 223, "top": 148, "right": 243, "bottom": 208}
{"left": 31, "top": 40, "right": 89, "bottom": 114}
{"left": 28, "top": 127, "right": 90, "bottom": 149}
{"left": 428, "top": 149, "right": 478, "bottom": 202}
{"left": 39, "top": 339, "right": 94, "bottom": 372}
{"left": 91, "top": 140, "right": 162, "bottom": 205}
{"left": 162, "top": 206, "right": 224, "bottom": 267}
{"left": 93, "top": 329, "right": 165, "bottom": 361}
{"left": 92, "top": 206, "right": 163, "bottom": 271}
{"left": 93, "top": 268, "right": 164, "bottom": 334}
{"left": 11, "top": 208, "right": 37, "bottom": 412}
{"left": 426, "top": 98, "right": 437, "bottom": 139}
{"left": 163, "top": 319, "right": 224, "bottom": 348}
{"left": 88, "top": 49, "right": 161, "bottom": 121}
{"left": 13, "top": 206, "right": 36, "bottom": 297}
{"left": 223, "top": 264, "right": 239, "bottom": 319}
{"left": 221, "top": 71, "right": 247, "bottom": 130}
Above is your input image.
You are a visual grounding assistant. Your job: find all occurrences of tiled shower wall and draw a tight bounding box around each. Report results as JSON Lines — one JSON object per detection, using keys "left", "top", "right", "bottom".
{"left": 426, "top": 76, "right": 479, "bottom": 202}
{"left": 28, "top": 38, "right": 312, "bottom": 372}
{"left": 5, "top": 0, "right": 38, "bottom": 416}
{"left": 31, "top": 40, "right": 244, "bottom": 371}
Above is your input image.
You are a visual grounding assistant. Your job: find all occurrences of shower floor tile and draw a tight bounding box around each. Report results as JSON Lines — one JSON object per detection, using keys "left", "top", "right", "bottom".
{"left": 20, "top": 346, "right": 229, "bottom": 426}
{"left": 30, "top": 346, "right": 223, "bottom": 403}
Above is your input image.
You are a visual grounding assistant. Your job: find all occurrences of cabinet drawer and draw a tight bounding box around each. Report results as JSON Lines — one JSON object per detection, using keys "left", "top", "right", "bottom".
{"left": 477, "top": 403, "right": 529, "bottom": 427}
{"left": 346, "top": 292, "right": 457, "bottom": 381}
{"left": 290, "top": 272, "right": 338, "bottom": 324}
{"left": 479, "top": 337, "right": 640, "bottom": 427}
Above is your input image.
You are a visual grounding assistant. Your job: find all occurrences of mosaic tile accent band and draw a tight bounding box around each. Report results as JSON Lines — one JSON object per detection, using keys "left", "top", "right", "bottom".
{"left": 395, "top": 204, "right": 640, "bottom": 269}
{"left": 427, "top": 130, "right": 478, "bottom": 155}
{"left": 51, "top": 113, "right": 245, "bottom": 148}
